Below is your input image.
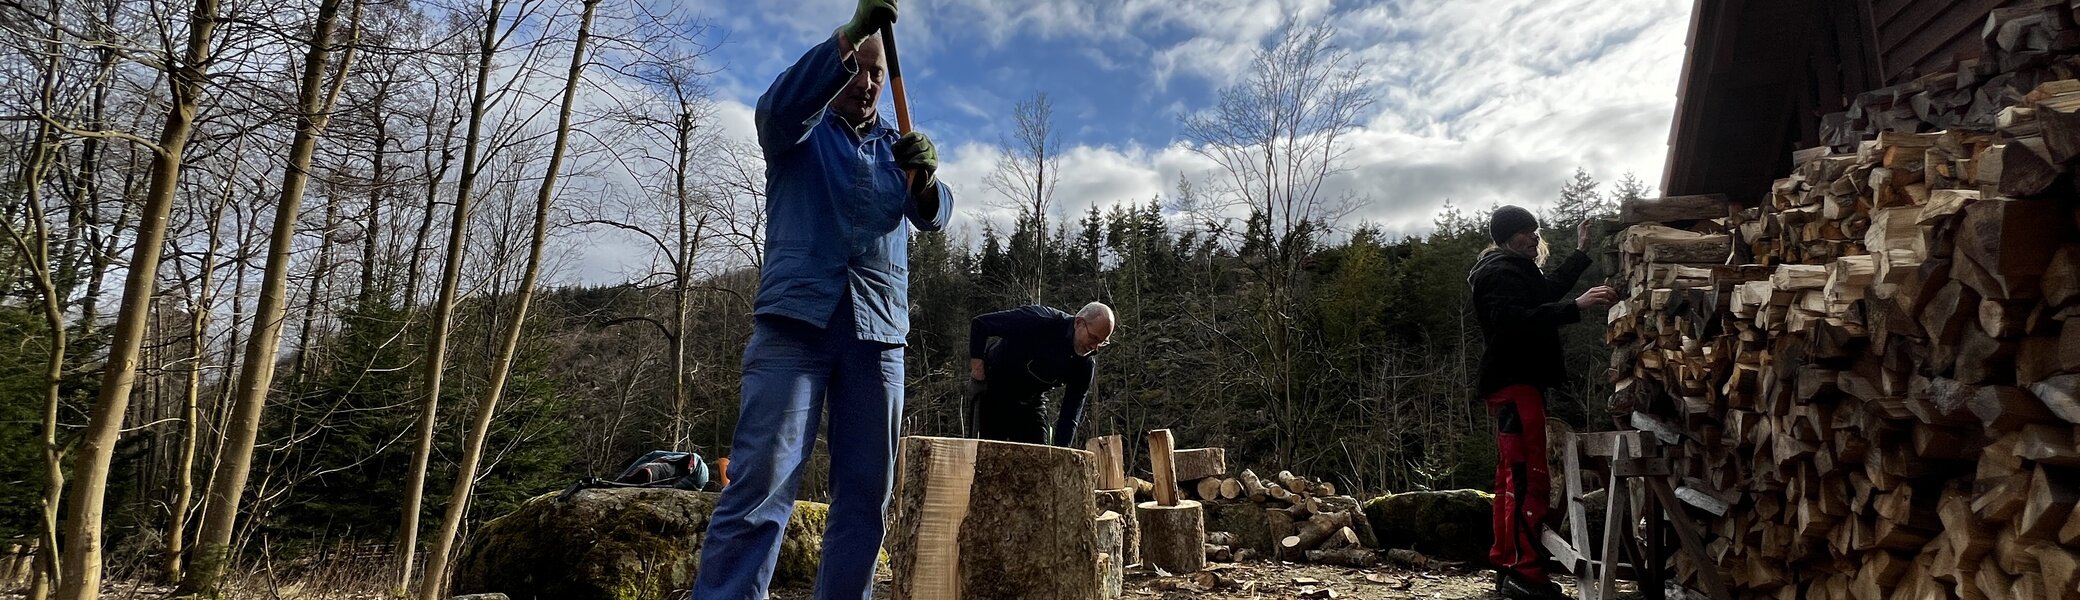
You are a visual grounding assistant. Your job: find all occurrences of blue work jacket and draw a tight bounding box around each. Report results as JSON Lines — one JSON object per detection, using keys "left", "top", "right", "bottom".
{"left": 753, "top": 36, "right": 954, "bottom": 344}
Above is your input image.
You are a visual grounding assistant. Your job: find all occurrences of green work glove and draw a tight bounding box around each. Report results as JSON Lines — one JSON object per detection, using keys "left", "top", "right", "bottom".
{"left": 894, "top": 131, "right": 938, "bottom": 195}
{"left": 840, "top": 0, "right": 897, "bottom": 49}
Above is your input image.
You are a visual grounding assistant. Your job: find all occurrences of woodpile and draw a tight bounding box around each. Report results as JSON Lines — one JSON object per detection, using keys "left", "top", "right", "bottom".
{"left": 1609, "top": 9, "right": 2080, "bottom": 598}
{"left": 1185, "top": 464, "right": 1385, "bottom": 567}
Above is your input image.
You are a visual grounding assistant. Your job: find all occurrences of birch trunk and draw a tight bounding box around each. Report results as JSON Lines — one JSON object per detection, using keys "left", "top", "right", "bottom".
{"left": 173, "top": 0, "right": 357, "bottom": 594}
{"left": 417, "top": 3, "right": 599, "bottom": 596}
{"left": 392, "top": 0, "right": 507, "bottom": 593}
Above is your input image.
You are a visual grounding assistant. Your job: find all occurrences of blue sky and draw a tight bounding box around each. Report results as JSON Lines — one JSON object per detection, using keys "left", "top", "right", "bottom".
{"left": 569, "top": 0, "right": 1693, "bottom": 280}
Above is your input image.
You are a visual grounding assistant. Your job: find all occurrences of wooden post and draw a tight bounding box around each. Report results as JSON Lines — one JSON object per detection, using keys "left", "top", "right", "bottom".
{"left": 1597, "top": 437, "right": 1631, "bottom": 600}
{"left": 1149, "top": 429, "right": 1178, "bottom": 506}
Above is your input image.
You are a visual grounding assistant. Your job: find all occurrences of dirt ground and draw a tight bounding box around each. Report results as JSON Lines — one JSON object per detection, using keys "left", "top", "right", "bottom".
{"left": 771, "top": 562, "right": 1623, "bottom": 600}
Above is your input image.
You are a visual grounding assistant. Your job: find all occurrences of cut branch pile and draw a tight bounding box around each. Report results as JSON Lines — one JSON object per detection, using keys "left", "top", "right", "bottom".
{"left": 1610, "top": 8, "right": 2080, "bottom": 599}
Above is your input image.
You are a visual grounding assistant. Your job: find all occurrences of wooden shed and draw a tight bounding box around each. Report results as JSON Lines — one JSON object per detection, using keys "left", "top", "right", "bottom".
{"left": 1661, "top": 0, "right": 2035, "bottom": 203}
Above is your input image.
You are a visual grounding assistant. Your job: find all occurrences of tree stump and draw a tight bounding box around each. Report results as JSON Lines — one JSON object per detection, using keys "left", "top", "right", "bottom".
{"left": 1095, "top": 487, "right": 1139, "bottom": 566}
{"left": 890, "top": 436, "right": 1100, "bottom": 600}
{"left": 1096, "top": 511, "right": 1124, "bottom": 599}
{"left": 1137, "top": 500, "right": 1207, "bottom": 574}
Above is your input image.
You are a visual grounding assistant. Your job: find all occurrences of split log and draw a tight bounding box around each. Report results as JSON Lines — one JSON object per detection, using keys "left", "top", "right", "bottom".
{"left": 2022, "top": 465, "right": 2080, "bottom": 540}
{"left": 1170, "top": 448, "right": 1226, "bottom": 482}
{"left": 890, "top": 437, "right": 1099, "bottom": 600}
{"left": 2020, "top": 423, "right": 2080, "bottom": 466}
{"left": 1203, "top": 543, "right": 1231, "bottom": 562}
{"left": 1968, "top": 385, "right": 2052, "bottom": 432}
{"left": 1086, "top": 435, "right": 1125, "bottom": 490}
{"left": 1960, "top": 196, "right": 2071, "bottom": 299}
{"left": 1135, "top": 500, "right": 1206, "bottom": 575}
{"left": 1994, "top": 139, "right": 2061, "bottom": 197}
{"left": 2033, "top": 375, "right": 2080, "bottom": 424}
{"left": 1148, "top": 430, "right": 1179, "bottom": 506}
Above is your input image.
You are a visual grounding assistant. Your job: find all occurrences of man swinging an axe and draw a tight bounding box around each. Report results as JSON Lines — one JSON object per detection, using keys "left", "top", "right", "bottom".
{"left": 689, "top": 0, "right": 952, "bottom": 598}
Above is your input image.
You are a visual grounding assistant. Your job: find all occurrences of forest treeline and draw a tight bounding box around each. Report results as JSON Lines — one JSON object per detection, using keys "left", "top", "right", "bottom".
{"left": 0, "top": 0, "right": 1638, "bottom": 596}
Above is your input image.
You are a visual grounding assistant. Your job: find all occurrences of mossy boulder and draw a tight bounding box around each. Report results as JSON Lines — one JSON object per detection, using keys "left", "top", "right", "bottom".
{"left": 451, "top": 488, "right": 828, "bottom": 600}
{"left": 1362, "top": 489, "right": 1494, "bottom": 563}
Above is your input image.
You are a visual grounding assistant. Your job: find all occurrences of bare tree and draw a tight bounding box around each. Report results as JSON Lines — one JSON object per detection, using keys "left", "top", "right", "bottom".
{"left": 174, "top": 0, "right": 362, "bottom": 595}
{"left": 160, "top": 150, "right": 239, "bottom": 585}
{"left": 983, "top": 92, "right": 1059, "bottom": 303}
{"left": 0, "top": 3, "right": 76, "bottom": 593}
{"left": 1178, "top": 23, "right": 1374, "bottom": 466}
{"left": 418, "top": 0, "right": 600, "bottom": 596}
{"left": 13, "top": 0, "right": 227, "bottom": 594}
{"left": 582, "top": 27, "right": 719, "bottom": 451}
{"left": 392, "top": 0, "right": 543, "bottom": 592}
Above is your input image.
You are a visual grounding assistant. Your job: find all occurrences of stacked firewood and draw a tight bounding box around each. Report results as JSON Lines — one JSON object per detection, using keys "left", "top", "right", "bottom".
{"left": 1134, "top": 448, "right": 1383, "bottom": 567}
{"left": 1608, "top": 10, "right": 2080, "bottom": 599}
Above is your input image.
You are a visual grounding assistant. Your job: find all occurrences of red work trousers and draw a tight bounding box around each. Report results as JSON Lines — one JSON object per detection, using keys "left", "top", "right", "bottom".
{"left": 1486, "top": 384, "right": 1553, "bottom": 584}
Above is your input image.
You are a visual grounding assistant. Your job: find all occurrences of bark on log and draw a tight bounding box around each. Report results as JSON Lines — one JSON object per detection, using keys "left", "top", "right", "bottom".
{"left": 1279, "top": 510, "right": 1354, "bottom": 554}
{"left": 1094, "top": 487, "right": 1139, "bottom": 566}
{"left": 1136, "top": 500, "right": 1206, "bottom": 575}
{"left": 890, "top": 437, "right": 1099, "bottom": 600}
{"left": 1171, "top": 448, "right": 1226, "bottom": 481}
{"left": 1238, "top": 469, "right": 1266, "bottom": 502}
{"left": 1095, "top": 511, "right": 1123, "bottom": 600}
{"left": 1305, "top": 547, "right": 1381, "bottom": 568}
{"left": 1621, "top": 194, "right": 1731, "bottom": 224}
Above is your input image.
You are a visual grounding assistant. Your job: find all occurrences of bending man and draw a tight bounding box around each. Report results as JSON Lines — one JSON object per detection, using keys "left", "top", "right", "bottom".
{"left": 1468, "top": 206, "right": 1614, "bottom": 600}
{"left": 966, "top": 302, "right": 1114, "bottom": 447}
{"left": 690, "top": 0, "right": 952, "bottom": 597}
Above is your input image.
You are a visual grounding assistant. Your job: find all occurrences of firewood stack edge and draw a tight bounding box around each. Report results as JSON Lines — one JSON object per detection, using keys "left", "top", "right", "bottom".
{"left": 1609, "top": 7, "right": 2080, "bottom": 599}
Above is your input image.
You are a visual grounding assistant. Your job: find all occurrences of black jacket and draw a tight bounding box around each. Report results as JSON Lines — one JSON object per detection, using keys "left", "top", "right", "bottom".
{"left": 1468, "top": 249, "right": 1593, "bottom": 397}
{"left": 968, "top": 305, "right": 1095, "bottom": 446}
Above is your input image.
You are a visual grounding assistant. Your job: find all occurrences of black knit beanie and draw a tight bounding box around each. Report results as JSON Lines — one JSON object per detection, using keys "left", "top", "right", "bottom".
{"left": 1490, "top": 205, "right": 1539, "bottom": 245}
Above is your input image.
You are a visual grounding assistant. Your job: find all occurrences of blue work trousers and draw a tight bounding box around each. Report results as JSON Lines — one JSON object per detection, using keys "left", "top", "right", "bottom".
{"left": 690, "top": 303, "right": 903, "bottom": 600}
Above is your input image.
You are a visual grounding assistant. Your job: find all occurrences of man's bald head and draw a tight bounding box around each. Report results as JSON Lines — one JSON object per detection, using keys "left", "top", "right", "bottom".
{"left": 1074, "top": 302, "right": 1115, "bottom": 356}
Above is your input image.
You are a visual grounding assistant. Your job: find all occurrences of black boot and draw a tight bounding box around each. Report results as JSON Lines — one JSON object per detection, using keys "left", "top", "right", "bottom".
{"left": 1496, "top": 572, "right": 1572, "bottom": 600}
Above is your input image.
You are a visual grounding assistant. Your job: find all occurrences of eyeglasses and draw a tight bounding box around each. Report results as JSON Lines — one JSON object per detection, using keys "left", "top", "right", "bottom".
{"left": 1078, "top": 322, "right": 1113, "bottom": 352}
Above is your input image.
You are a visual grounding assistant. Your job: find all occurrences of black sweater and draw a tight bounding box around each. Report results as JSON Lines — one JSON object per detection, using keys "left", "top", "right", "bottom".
{"left": 1468, "top": 249, "right": 1593, "bottom": 397}
{"left": 968, "top": 305, "right": 1096, "bottom": 446}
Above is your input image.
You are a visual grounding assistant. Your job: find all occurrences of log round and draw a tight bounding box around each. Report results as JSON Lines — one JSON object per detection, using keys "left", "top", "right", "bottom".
{"left": 1136, "top": 500, "right": 1207, "bottom": 574}
{"left": 1095, "top": 487, "right": 1140, "bottom": 566}
{"left": 890, "top": 437, "right": 1099, "bottom": 600}
{"left": 1096, "top": 511, "right": 1124, "bottom": 599}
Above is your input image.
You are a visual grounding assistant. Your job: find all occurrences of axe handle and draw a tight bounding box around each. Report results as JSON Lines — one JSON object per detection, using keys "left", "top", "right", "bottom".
{"left": 879, "top": 24, "right": 925, "bottom": 194}
{"left": 880, "top": 24, "right": 913, "bottom": 134}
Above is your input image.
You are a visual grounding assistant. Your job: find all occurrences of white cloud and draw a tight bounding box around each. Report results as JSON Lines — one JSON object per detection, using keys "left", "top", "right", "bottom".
{"left": 643, "top": 0, "right": 1688, "bottom": 259}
